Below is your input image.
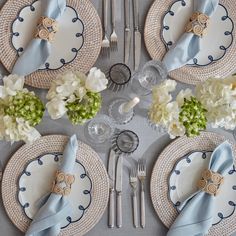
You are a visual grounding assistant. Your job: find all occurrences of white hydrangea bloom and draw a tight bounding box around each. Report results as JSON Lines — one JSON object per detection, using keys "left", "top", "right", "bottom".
{"left": 152, "top": 79, "right": 177, "bottom": 105}
{"left": 195, "top": 76, "right": 236, "bottom": 130}
{"left": 149, "top": 101, "right": 179, "bottom": 127}
{"left": 85, "top": 67, "right": 108, "bottom": 93}
{"left": 168, "top": 120, "right": 186, "bottom": 139}
{"left": 46, "top": 97, "right": 67, "bottom": 120}
{"left": 0, "top": 74, "right": 25, "bottom": 98}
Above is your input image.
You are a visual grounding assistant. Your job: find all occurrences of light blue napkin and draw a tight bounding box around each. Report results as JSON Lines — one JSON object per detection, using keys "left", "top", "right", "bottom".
{"left": 12, "top": 0, "right": 66, "bottom": 76}
{"left": 25, "top": 135, "right": 78, "bottom": 236}
{"left": 162, "top": 0, "right": 219, "bottom": 72}
{"left": 167, "top": 141, "right": 234, "bottom": 236}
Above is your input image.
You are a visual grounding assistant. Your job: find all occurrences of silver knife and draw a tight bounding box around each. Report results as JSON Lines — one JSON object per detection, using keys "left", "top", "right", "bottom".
{"left": 124, "top": 0, "right": 131, "bottom": 64}
{"left": 116, "top": 155, "right": 123, "bottom": 228}
{"left": 108, "top": 149, "right": 116, "bottom": 228}
{"left": 133, "top": 0, "right": 141, "bottom": 71}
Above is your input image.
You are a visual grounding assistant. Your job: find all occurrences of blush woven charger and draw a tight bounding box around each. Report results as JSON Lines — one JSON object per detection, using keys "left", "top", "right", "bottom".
{"left": 1, "top": 135, "right": 109, "bottom": 236}
{"left": 150, "top": 132, "right": 236, "bottom": 236}
{"left": 144, "top": 0, "right": 236, "bottom": 85}
{"left": 0, "top": 0, "right": 102, "bottom": 89}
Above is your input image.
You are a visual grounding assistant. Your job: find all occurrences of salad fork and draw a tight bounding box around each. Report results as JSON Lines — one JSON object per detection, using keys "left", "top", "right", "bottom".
{"left": 130, "top": 168, "right": 138, "bottom": 228}
{"left": 101, "top": 0, "right": 110, "bottom": 57}
{"left": 110, "top": 0, "right": 118, "bottom": 51}
{"left": 138, "top": 159, "right": 146, "bottom": 228}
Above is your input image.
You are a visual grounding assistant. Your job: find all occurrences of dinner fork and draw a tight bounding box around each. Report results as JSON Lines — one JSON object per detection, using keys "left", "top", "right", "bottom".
{"left": 138, "top": 159, "right": 146, "bottom": 228}
{"left": 101, "top": 0, "right": 110, "bottom": 57}
{"left": 110, "top": 0, "right": 118, "bottom": 51}
{"left": 130, "top": 168, "right": 138, "bottom": 228}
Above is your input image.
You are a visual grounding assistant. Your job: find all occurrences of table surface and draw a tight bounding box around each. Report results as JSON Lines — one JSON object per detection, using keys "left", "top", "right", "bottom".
{"left": 0, "top": 0, "right": 235, "bottom": 236}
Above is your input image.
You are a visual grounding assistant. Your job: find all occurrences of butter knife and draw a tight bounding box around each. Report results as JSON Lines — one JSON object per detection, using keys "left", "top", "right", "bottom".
{"left": 133, "top": 0, "right": 141, "bottom": 71}
{"left": 124, "top": 0, "right": 131, "bottom": 64}
{"left": 116, "top": 155, "right": 123, "bottom": 228}
{"left": 108, "top": 149, "right": 116, "bottom": 228}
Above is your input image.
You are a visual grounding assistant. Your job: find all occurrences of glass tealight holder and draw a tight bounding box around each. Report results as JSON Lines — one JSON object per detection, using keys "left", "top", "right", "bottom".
{"left": 107, "top": 63, "right": 132, "bottom": 92}
{"left": 131, "top": 60, "right": 167, "bottom": 96}
{"left": 84, "top": 115, "right": 115, "bottom": 145}
{"left": 112, "top": 130, "right": 139, "bottom": 155}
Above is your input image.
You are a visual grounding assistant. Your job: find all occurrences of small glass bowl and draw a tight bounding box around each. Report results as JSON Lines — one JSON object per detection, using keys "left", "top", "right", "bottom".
{"left": 85, "top": 115, "right": 115, "bottom": 144}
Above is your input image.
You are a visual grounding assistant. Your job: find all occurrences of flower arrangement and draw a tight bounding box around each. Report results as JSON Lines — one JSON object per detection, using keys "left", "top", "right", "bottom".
{"left": 0, "top": 75, "right": 45, "bottom": 143}
{"left": 195, "top": 75, "right": 236, "bottom": 130}
{"left": 46, "top": 67, "right": 108, "bottom": 125}
{"left": 148, "top": 80, "right": 207, "bottom": 139}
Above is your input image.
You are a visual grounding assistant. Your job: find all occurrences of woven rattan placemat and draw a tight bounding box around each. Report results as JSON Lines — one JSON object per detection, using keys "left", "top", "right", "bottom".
{"left": 144, "top": 0, "right": 236, "bottom": 85}
{"left": 150, "top": 132, "right": 236, "bottom": 236}
{"left": 1, "top": 135, "right": 109, "bottom": 236}
{"left": 0, "top": 0, "right": 102, "bottom": 89}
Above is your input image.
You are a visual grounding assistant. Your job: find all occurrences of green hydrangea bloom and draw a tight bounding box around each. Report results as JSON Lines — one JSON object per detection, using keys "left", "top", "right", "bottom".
{"left": 179, "top": 97, "right": 207, "bottom": 137}
{"left": 4, "top": 91, "right": 45, "bottom": 126}
{"left": 66, "top": 92, "right": 101, "bottom": 125}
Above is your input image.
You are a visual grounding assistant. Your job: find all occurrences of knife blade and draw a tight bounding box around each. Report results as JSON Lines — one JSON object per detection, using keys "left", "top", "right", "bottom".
{"left": 108, "top": 149, "right": 116, "bottom": 228}
{"left": 124, "top": 0, "right": 131, "bottom": 64}
{"left": 133, "top": 0, "right": 141, "bottom": 70}
{"left": 116, "top": 155, "right": 123, "bottom": 228}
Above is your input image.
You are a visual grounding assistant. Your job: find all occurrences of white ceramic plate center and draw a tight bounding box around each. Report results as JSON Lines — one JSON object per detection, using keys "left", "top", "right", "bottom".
{"left": 169, "top": 151, "right": 236, "bottom": 225}
{"left": 11, "top": 0, "right": 84, "bottom": 70}
{"left": 162, "top": 0, "right": 234, "bottom": 66}
{"left": 18, "top": 153, "right": 92, "bottom": 229}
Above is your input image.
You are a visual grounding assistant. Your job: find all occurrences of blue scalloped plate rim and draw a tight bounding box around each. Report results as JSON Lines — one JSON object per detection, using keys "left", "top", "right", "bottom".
{"left": 160, "top": 0, "right": 234, "bottom": 67}
{"left": 167, "top": 150, "right": 236, "bottom": 226}
{"left": 17, "top": 152, "right": 92, "bottom": 229}
{"left": 10, "top": 0, "right": 85, "bottom": 71}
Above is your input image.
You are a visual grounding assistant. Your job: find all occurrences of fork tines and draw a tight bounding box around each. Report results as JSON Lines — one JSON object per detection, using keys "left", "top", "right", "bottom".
{"left": 101, "top": 36, "right": 110, "bottom": 57}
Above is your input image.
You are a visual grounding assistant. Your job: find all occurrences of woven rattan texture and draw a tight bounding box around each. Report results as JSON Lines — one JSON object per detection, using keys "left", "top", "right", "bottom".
{"left": 144, "top": 0, "right": 236, "bottom": 85}
{"left": 150, "top": 132, "right": 236, "bottom": 236}
{"left": 1, "top": 135, "right": 109, "bottom": 236}
{"left": 0, "top": 0, "right": 102, "bottom": 89}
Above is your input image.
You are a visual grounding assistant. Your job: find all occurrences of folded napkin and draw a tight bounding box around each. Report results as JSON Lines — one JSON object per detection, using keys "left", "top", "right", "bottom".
{"left": 167, "top": 141, "right": 234, "bottom": 236}
{"left": 12, "top": 0, "right": 66, "bottom": 76}
{"left": 162, "top": 0, "right": 219, "bottom": 72}
{"left": 25, "top": 135, "right": 78, "bottom": 236}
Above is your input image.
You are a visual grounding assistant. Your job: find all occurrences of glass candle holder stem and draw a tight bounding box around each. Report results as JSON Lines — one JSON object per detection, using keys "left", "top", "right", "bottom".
{"left": 119, "top": 97, "right": 140, "bottom": 114}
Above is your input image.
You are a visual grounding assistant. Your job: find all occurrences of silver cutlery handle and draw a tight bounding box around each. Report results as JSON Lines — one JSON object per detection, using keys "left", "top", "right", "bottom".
{"left": 108, "top": 189, "right": 115, "bottom": 228}
{"left": 133, "top": 0, "right": 139, "bottom": 30}
{"left": 103, "top": 0, "right": 108, "bottom": 33}
{"left": 125, "top": 0, "right": 130, "bottom": 28}
{"left": 117, "top": 192, "right": 122, "bottom": 228}
{"left": 111, "top": 0, "right": 115, "bottom": 28}
{"left": 141, "top": 185, "right": 145, "bottom": 228}
{"left": 132, "top": 191, "right": 138, "bottom": 228}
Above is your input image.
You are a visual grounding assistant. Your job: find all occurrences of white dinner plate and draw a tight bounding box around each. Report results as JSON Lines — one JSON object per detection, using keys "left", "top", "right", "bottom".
{"left": 12, "top": 0, "right": 84, "bottom": 70}
{"left": 18, "top": 153, "right": 92, "bottom": 229}
{"left": 150, "top": 132, "right": 236, "bottom": 236}
{"left": 162, "top": 0, "right": 234, "bottom": 66}
{"left": 1, "top": 135, "right": 109, "bottom": 236}
{"left": 168, "top": 151, "right": 236, "bottom": 225}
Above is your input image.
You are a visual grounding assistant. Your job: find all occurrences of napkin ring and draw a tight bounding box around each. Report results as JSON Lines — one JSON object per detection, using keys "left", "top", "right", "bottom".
{"left": 185, "top": 12, "right": 210, "bottom": 37}
{"left": 51, "top": 170, "right": 75, "bottom": 196}
{"left": 34, "top": 16, "right": 59, "bottom": 42}
{"left": 197, "top": 169, "right": 224, "bottom": 196}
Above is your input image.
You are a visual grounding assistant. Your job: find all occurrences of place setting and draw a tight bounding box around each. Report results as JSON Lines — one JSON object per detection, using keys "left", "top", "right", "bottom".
{"left": 0, "top": 0, "right": 235, "bottom": 235}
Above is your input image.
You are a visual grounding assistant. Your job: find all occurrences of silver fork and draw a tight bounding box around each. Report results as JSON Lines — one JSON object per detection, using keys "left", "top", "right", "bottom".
{"left": 101, "top": 0, "right": 110, "bottom": 57}
{"left": 110, "top": 0, "right": 118, "bottom": 51}
{"left": 130, "top": 168, "right": 138, "bottom": 228}
{"left": 138, "top": 159, "right": 146, "bottom": 228}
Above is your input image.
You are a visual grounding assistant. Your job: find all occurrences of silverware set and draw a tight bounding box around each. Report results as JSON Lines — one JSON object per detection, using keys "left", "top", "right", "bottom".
{"left": 129, "top": 160, "right": 146, "bottom": 228}
{"left": 101, "top": 0, "right": 141, "bottom": 70}
{"left": 108, "top": 148, "right": 146, "bottom": 229}
{"left": 101, "top": 0, "right": 118, "bottom": 56}
{"left": 108, "top": 149, "right": 123, "bottom": 228}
